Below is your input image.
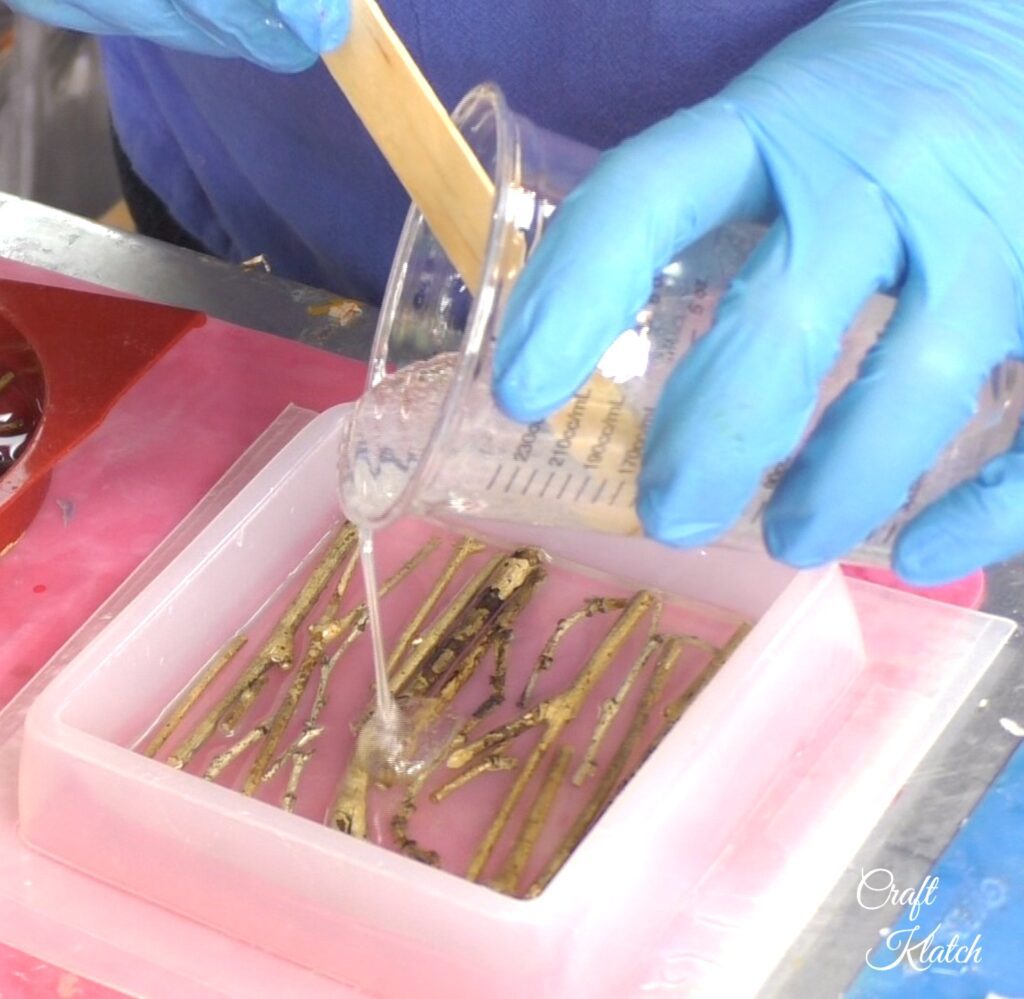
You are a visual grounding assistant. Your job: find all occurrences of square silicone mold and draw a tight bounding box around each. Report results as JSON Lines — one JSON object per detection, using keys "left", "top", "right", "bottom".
{"left": 12, "top": 405, "right": 919, "bottom": 997}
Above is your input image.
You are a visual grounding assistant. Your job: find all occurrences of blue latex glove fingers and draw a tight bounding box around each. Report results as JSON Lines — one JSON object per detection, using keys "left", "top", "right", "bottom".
{"left": 764, "top": 233, "right": 1020, "bottom": 569}
{"left": 178, "top": 0, "right": 350, "bottom": 69}
{"left": 493, "top": 104, "right": 773, "bottom": 424}
{"left": 497, "top": 0, "right": 1024, "bottom": 573}
{"left": 638, "top": 180, "right": 903, "bottom": 545}
{"left": 21, "top": 1, "right": 227, "bottom": 54}
{"left": 895, "top": 424, "right": 1024, "bottom": 585}
{"left": 8, "top": 1, "right": 349, "bottom": 72}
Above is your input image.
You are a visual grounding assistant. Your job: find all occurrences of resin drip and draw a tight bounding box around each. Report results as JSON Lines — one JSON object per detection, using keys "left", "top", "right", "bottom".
{"left": 360, "top": 528, "right": 400, "bottom": 732}
{"left": 355, "top": 528, "right": 455, "bottom": 785}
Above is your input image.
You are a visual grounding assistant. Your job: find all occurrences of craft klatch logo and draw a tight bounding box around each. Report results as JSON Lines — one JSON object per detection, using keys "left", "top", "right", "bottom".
{"left": 857, "top": 868, "right": 983, "bottom": 972}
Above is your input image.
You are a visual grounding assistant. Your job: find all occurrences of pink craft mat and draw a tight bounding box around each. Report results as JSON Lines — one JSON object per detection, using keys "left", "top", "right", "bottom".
{"left": 0, "top": 259, "right": 368, "bottom": 997}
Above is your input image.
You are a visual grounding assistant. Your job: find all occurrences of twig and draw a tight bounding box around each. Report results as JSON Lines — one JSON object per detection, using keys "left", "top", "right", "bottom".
{"left": 331, "top": 549, "right": 544, "bottom": 841}
{"left": 489, "top": 747, "right": 573, "bottom": 896}
{"left": 389, "top": 555, "right": 503, "bottom": 696}
{"left": 387, "top": 537, "right": 486, "bottom": 678}
{"left": 429, "top": 753, "right": 517, "bottom": 803}
{"left": 261, "top": 725, "right": 324, "bottom": 783}
{"left": 167, "top": 522, "right": 357, "bottom": 768}
{"left": 517, "top": 597, "right": 628, "bottom": 708}
{"left": 390, "top": 770, "right": 440, "bottom": 866}
{"left": 572, "top": 632, "right": 663, "bottom": 786}
{"left": 572, "top": 600, "right": 663, "bottom": 786}
{"left": 526, "top": 636, "right": 685, "bottom": 897}
{"left": 218, "top": 523, "right": 360, "bottom": 732}
{"left": 203, "top": 724, "right": 268, "bottom": 781}
{"left": 241, "top": 544, "right": 362, "bottom": 794}
{"left": 471, "top": 629, "right": 512, "bottom": 722}
{"left": 463, "top": 591, "right": 657, "bottom": 881}
{"left": 659, "top": 623, "right": 752, "bottom": 732}
{"left": 275, "top": 537, "right": 440, "bottom": 810}
{"left": 282, "top": 752, "right": 314, "bottom": 813}
{"left": 144, "top": 635, "right": 247, "bottom": 758}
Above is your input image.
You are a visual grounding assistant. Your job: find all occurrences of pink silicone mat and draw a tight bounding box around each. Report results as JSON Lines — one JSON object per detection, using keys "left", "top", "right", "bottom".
{"left": 0, "top": 260, "right": 367, "bottom": 997}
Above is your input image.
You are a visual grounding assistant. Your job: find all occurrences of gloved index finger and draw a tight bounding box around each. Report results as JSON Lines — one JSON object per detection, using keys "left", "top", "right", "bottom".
{"left": 493, "top": 100, "right": 771, "bottom": 424}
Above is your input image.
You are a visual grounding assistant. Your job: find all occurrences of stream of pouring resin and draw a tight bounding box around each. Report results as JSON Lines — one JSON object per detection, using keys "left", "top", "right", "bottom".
{"left": 355, "top": 527, "right": 456, "bottom": 785}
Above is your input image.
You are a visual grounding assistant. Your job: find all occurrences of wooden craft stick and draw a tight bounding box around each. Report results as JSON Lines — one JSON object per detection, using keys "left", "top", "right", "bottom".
{"left": 322, "top": 0, "right": 495, "bottom": 293}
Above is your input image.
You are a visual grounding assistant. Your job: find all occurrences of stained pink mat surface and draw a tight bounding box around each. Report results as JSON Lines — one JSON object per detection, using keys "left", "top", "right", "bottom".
{"left": 0, "top": 948, "right": 122, "bottom": 999}
{"left": 0, "top": 260, "right": 367, "bottom": 997}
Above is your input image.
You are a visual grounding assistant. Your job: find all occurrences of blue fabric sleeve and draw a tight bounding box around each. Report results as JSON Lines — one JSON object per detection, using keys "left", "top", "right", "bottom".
{"left": 102, "top": 0, "right": 834, "bottom": 302}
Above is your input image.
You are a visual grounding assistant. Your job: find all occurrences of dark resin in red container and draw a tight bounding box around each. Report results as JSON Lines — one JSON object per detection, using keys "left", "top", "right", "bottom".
{"left": 0, "top": 319, "right": 44, "bottom": 477}
{"left": 0, "top": 281, "right": 202, "bottom": 551}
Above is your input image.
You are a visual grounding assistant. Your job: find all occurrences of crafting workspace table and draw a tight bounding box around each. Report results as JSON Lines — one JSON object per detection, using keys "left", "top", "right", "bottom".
{"left": 2, "top": 193, "right": 1024, "bottom": 998}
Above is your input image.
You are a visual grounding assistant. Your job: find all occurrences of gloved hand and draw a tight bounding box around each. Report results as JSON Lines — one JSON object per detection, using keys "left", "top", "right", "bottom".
{"left": 493, "top": 0, "right": 1024, "bottom": 586}
{"left": 7, "top": 0, "right": 349, "bottom": 71}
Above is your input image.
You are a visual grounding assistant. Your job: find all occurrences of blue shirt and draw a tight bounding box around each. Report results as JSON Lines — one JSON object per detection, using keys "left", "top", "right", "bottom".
{"left": 101, "top": 1, "right": 833, "bottom": 304}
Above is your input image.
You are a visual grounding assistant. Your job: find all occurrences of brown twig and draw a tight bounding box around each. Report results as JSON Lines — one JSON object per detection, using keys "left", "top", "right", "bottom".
{"left": 430, "top": 753, "right": 518, "bottom": 803}
{"left": 489, "top": 746, "right": 573, "bottom": 895}
{"left": 517, "top": 597, "right": 628, "bottom": 708}
{"left": 203, "top": 724, "right": 268, "bottom": 781}
{"left": 144, "top": 635, "right": 247, "bottom": 758}
{"left": 463, "top": 591, "right": 657, "bottom": 881}
{"left": 526, "top": 636, "right": 685, "bottom": 897}
{"left": 573, "top": 630, "right": 663, "bottom": 786}
{"left": 241, "top": 544, "right": 362, "bottom": 795}
{"left": 391, "top": 769, "right": 440, "bottom": 866}
{"left": 386, "top": 552, "right": 504, "bottom": 696}
{"left": 167, "top": 523, "right": 357, "bottom": 768}
{"left": 471, "top": 629, "right": 512, "bottom": 722}
{"left": 331, "top": 549, "right": 545, "bottom": 841}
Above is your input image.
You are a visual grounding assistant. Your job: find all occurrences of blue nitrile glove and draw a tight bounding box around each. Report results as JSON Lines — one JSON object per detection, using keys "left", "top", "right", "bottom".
{"left": 493, "top": 1, "right": 1024, "bottom": 586}
{"left": 7, "top": 0, "right": 348, "bottom": 71}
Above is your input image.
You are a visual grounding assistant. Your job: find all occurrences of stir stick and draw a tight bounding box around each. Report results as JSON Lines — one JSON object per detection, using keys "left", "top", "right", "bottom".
{"left": 321, "top": 0, "right": 495, "bottom": 295}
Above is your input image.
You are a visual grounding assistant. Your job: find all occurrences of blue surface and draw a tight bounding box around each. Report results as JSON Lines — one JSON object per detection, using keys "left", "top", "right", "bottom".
{"left": 849, "top": 741, "right": 1024, "bottom": 997}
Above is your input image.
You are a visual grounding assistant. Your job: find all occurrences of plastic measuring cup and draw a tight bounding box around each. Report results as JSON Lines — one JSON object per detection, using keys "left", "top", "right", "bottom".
{"left": 339, "top": 84, "right": 1024, "bottom": 563}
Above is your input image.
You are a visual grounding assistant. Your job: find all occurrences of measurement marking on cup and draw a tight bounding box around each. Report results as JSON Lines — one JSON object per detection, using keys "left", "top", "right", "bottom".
{"left": 539, "top": 471, "right": 555, "bottom": 498}
{"left": 557, "top": 474, "right": 573, "bottom": 500}
{"left": 505, "top": 466, "right": 521, "bottom": 494}
{"left": 487, "top": 464, "right": 504, "bottom": 491}
{"left": 592, "top": 479, "right": 607, "bottom": 503}
{"left": 521, "top": 469, "right": 538, "bottom": 496}
{"left": 574, "top": 476, "right": 591, "bottom": 503}
{"left": 609, "top": 480, "right": 626, "bottom": 506}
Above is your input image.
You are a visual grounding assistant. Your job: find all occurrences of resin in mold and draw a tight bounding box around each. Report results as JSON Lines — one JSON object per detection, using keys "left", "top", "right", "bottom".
{"left": 137, "top": 518, "right": 750, "bottom": 898}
